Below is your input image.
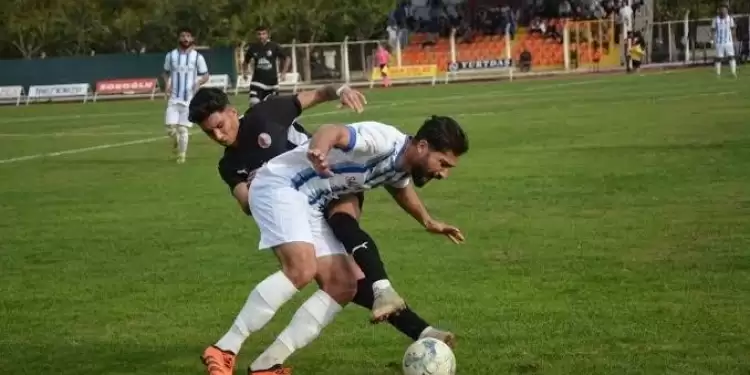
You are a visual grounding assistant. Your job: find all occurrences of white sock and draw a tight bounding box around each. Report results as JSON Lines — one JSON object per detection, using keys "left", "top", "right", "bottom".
{"left": 730, "top": 59, "right": 737, "bottom": 75}
{"left": 715, "top": 61, "right": 722, "bottom": 75}
{"left": 249, "top": 290, "right": 342, "bottom": 371}
{"left": 215, "top": 271, "right": 298, "bottom": 354}
{"left": 419, "top": 326, "right": 435, "bottom": 338}
{"left": 372, "top": 279, "right": 392, "bottom": 291}
{"left": 176, "top": 126, "right": 189, "bottom": 156}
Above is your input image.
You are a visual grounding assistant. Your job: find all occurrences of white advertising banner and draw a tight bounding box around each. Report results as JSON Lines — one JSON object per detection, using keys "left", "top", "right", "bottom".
{"left": 27, "top": 83, "right": 90, "bottom": 104}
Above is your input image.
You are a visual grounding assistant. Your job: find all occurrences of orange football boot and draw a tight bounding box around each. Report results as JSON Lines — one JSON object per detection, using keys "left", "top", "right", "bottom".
{"left": 201, "top": 346, "right": 236, "bottom": 375}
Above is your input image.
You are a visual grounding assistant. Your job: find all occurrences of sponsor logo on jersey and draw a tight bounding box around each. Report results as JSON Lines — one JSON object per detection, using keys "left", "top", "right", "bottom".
{"left": 258, "top": 133, "right": 272, "bottom": 148}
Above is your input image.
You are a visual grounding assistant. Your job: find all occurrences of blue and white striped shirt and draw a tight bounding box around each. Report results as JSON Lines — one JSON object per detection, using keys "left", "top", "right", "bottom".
{"left": 163, "top": 49, "right": 208, "bottom": 103}
{"left": 712, "top": 15, "right": 735, "bottom": 45}
{"left": 257, "top": 121, "right": 411, "bottom": 212}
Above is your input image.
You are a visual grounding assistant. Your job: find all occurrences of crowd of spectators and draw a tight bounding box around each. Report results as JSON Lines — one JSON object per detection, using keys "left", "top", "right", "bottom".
{"left": 386, "top": 0, "right": 643, "bottom": 49}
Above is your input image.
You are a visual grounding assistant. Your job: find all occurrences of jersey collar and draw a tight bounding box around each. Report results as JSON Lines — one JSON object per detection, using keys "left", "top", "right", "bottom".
{"left": 394, "top": 135, "right": 411, "bottom": 172}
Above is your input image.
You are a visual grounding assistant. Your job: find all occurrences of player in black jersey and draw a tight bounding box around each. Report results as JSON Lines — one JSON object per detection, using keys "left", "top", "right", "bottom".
{"left": 242, "top": 26, "right": 290, "bottom": 106}
{"left": 189, "top": 86, "right": 455, "bottom": 375}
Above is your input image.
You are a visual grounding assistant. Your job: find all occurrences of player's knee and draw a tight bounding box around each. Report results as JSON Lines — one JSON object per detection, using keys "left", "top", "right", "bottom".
{"left": 176, "top": 126, "right": 189, "bottom": 136}
{"left": 275, "top": 242, "right": 317, "bottom": 288}
{"left": 318, "top": 258, "right": 358, "bottom": 304}
{"left": 165, "top": 125, "right": 176, "bottom": 136}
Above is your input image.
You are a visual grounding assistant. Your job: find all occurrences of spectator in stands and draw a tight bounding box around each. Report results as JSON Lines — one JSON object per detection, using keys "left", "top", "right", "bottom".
{"left": 590, "top": 2, "right": 607, "bottom": 19}
{"left": 456, "top": 20, "right": 475, "bottom": 44}
{"left": 519, "top": 49, "right": 532, "bottom": 72}
{"left": 559, "top": 1, "right": 573, "bottom": 17}
{"left": 529, "top": 17, "right": 544, "bottom": 36}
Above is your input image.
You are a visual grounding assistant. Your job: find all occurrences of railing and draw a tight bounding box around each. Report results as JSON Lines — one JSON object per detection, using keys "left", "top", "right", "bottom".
{"left": 648, "top": 13, "right": 750, "bottom": 65}
{"left": 235, "top": 18, "right": 622, "bottom": 88}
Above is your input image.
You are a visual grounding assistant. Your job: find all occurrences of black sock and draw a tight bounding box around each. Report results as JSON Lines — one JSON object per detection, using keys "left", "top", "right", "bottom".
{"left": 352, "top": 279, "right": 428, "bottom": 341}
{"left": 327, "top": 213, "right": 389, "bottom": 282}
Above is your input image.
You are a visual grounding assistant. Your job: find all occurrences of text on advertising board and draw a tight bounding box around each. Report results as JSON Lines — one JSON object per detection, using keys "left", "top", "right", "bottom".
{"left": 448, "top": 59, "right": 512, "bottom": 71}
{"left": 28, "top": 84, "right": 89, "bottom": 98}
{"left": 96, "top": 78, "right": 157, "bottom": 94}
{"left": 370, "top": 64, "right": 437, "bottom": 80}
{"left": 0, "top": 86, "right": 24, "bottom": 99}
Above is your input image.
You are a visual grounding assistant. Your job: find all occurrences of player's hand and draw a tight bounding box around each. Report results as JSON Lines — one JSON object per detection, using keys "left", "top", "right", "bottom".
{"left": 424, "top": 219, "right": 465, "bottom": 244}
{"left": 338, "top": 87, "right": 367, "bottom": 113}
{"left": 307, "top": 149, "right": 332, "bottom": 177}
{"left": 164, "top": 84, "right": 171, "bottom": 99}
{"left": 279, "top": 72, "right": 286, "bottom": 82}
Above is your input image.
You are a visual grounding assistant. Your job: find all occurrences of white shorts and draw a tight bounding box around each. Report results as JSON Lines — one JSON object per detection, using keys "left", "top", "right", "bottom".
{"left": 249, "top": 174, "right": 346, "bottom": 258}
{"left": 165, "top": 101, "right": 192, "bottom": 127}
{"left": 716, "top": 43, "right": 735, "bottom": 58}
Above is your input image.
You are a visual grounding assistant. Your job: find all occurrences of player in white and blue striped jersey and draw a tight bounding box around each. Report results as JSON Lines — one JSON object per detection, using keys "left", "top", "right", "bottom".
{"left": 711, "top": 5, "right": 737, "bottom": 78}
{"left": 235, "top": 117, "right": 468, "bottom": 373}
{"left": 162, "top": 27, "right": 209, "bottom": 163}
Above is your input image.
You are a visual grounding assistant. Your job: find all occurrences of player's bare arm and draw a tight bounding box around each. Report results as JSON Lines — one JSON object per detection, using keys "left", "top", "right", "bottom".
{"left": 306, "top": 124, "right": 351, "bottom": 176}
{"left": 197, "top": 72, "right": 209, "bottom": 86}
{"left": 296, "top": 85, "right": 366, "bottom": 113}
{"left": 232, "top": 182, "right": 251, "bottom": 215}
{"left": 385, "top": 184, "right": 465, "bottom": 244}
{"left": 162, "top": 71, "right": 171, "bottom": 98}
{"left": 242, "top": 58, "right": 254, "bottom": 80}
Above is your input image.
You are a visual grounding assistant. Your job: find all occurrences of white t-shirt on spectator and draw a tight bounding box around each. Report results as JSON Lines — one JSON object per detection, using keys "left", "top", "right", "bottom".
{"left": 619, "top": 5, "right": 633, "bottom": 31}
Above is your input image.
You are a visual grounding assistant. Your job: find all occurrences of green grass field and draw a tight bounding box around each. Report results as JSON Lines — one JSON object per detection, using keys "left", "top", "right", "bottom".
{"left": 1, "top": 70, "right": 749, "bottom": 375}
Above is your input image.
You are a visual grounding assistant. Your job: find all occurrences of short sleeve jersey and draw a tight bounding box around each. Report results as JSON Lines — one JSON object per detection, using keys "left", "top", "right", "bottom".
{"left": 244, "top": 41, "right": 286, "bottom": 86}
{"left": 217, "top": 95, "right": 308, "bottom": 190}
{"left": 260, "top": 121, "right": 412, "bottom": 211}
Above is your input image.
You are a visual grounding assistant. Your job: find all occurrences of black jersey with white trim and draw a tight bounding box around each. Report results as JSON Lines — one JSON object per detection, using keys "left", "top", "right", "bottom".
{"left": 218, "top": 95, "right": 309, "bottom": 190}
{"left": 244, "top": 41, "right": 286, "bottom": 88}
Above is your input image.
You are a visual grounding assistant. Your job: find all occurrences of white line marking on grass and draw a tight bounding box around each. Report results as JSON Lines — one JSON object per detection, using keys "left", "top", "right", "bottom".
{"left": 0, "top": 78, "right": 618, "bottom": 124}
{"left": 0, "top": 131, "right": 160, "bottom": 137}
{"left": 0, "top": 87, "right": 730, "bottom": 165}
{"left": 0, "top": 136, "right": 168, "bottom": 164}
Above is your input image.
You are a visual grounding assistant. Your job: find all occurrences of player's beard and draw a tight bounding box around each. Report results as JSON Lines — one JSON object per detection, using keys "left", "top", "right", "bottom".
{"left": 179, "top": 40, "right": 193, "bottom": 49}
{"left": 410, "top": 165, "right": 433, "bottom": 188}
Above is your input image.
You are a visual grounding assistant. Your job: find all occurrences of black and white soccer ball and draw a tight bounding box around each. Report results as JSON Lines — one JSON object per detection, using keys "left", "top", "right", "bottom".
{"left": 402, "top": 338, "right": 456, "bottom": 375}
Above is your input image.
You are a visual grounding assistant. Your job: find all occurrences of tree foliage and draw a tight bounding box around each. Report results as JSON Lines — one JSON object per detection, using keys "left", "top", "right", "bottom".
{"left": 0, "top": 0, "right": 393, "bottom": 59}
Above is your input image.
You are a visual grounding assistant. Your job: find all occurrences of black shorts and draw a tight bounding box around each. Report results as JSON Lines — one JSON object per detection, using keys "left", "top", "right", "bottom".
{"left": 249, "top": 86, "right": 279, "bottom": 102}
{"left": 632, "top": 60, "right": 641, "bottom": 69}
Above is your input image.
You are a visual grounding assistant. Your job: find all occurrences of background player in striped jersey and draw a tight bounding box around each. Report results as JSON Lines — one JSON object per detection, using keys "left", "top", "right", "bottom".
{"left": 190, "top": 86, "right": 456, "bottom": 375}
{"left": 162, "top": 27, "right": 209, "bottom": 163}
{"left": 711, "top": 5, "right": 737, "bottom": 78}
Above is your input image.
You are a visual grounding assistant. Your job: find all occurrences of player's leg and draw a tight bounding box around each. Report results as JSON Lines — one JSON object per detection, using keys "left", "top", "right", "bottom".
{"left": 164, "top": 103, "right": 180, "bottom": 158}
{"left": 350, "top": 277, "right": 456, "bottom": 348}
{"left": 175, "top": 105, "right": 191, "bottom": 163}
{"left": 249, "top": 89, "right": 262, "bottom": 107}
{"left": 326, "top": 194, "right": 406, "bottom": 322}
{"left": 727, "top": 43, "right": 737, "bottom": 77}
{"left": 380, "top": 64, "right": 391, "bottom": 87}
{"left": 715, "top": 44, "right": 725, "bottom": 76}
{"left": 202, "top": 185, "right": 317, "bottom": 375}
{"left": 249, "top": 222, "right": 358, "bottom": 374}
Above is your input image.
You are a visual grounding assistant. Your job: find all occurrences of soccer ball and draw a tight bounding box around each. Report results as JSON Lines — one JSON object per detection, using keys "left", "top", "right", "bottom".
{"left": 402, "top": 338, "right": 456, "bottom": 375}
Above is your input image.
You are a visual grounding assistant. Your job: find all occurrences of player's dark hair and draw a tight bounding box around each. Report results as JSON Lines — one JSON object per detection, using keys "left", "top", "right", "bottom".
{"left": 255, "top": 25, "right": 268, "bottom": 32}
{"left": 178, "top": 27, "right": 193, "bottom": 35}
{"left": 413, "top": 116, "right": 469, "bottom": 156}
{"left": 188, "top": 87, "right": 230, "bottom": 124}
